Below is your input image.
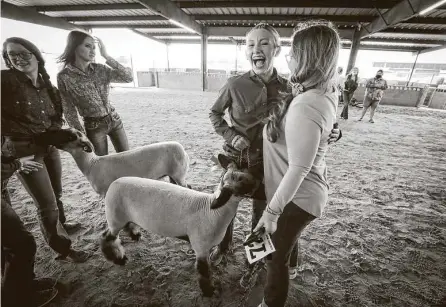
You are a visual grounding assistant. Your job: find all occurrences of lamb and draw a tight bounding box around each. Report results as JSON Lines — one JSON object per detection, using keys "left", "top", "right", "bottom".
{"left": 99, "top": 155, "right": 260, "bottom": 297}
{"left": 35, "top": 128, "right": 190, "bottom": 239}
{"left": 35, "top": 128, "right": 190, "bottom": 197}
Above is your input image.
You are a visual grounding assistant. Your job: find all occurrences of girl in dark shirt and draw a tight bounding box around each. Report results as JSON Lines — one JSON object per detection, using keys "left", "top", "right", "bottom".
{"left": 1, "top": 37, "right": 88, "bottom": 262}
{"left": 340, "top": 67, "right": 359, "bottom": 120}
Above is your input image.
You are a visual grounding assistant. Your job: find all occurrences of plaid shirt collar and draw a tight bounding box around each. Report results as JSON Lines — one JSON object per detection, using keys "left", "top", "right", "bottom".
{"left": 65, "top": 63, "right": 96, "bottom": 76}
{"left": 248, "top": 68, "right": 288, "bottom": 85}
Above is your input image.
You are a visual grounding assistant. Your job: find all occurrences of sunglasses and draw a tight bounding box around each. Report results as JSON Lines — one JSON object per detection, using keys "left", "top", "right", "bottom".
{"left": 7, "top": 51, "right": 33, "bottom": 61}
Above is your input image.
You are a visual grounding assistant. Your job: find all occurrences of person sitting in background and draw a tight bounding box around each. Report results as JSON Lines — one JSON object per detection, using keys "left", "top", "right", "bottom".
{"left": 57, "top": 30, "right": 133, "bottom": 156}
{"left": 359, "top": 69, "right": 388, "bottom": 123}
{"left": 253, "top": 21, "right": 340, "bottom": 307}
{"left": 1, "top": 136, "right": 60, "bottom": 307}
{"left": 1, "top": 37, "right": 88, "bottom": 262}
{"left": 340, "top": 67, "right": 359, "bottom": 120}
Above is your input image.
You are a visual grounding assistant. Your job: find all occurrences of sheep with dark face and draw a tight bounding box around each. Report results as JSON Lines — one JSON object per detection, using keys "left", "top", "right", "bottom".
{"left": 34, "top": 128, "right": 190, "bottom": 196}
{"left": 35, "top": 128, "right": 190, "bottom": 239}
{"left": 99, "top": 155, "right": 260, "bottom": 297}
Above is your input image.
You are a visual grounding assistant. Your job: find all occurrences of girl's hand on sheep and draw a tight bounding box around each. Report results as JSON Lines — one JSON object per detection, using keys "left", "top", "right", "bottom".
{"left": 231, "top": 135, "right": 250, "bottom": 151}
{"left": 254, "top": 210, "right": 279, "bottom": 235}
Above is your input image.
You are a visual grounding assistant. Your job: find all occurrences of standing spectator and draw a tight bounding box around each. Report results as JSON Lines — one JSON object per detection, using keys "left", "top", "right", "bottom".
{"left": 359, "top": 69, "right": 388, "bottom": 123}
{"left": 57, "top": 30, "right": 133, "bottom": 156}
{"left": 337, "top": 66, "right": 344, "bottom": 103}
{"left": 340, "top": 67, "right": 359, "bottom": 120}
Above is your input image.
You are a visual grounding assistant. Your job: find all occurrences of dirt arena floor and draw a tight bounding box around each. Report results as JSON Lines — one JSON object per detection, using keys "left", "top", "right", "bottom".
{"left": 6, "top": 88, "right": 446, "bottom": 307}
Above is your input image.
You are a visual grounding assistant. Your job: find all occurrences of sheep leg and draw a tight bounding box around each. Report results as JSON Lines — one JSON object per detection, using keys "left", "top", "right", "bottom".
{"left": 195, "top": 253, "right": 214, "bottom": 297}
{"left": 123, "top": 222, "right": 141, "bottom": 241}
{"left": 100, "top": 229, "right": 128, "bottom": 266}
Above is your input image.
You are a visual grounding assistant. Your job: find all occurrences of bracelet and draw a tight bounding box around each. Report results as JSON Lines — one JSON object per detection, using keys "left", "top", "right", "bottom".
{"left": 265, "top": 205, "right": 281, "bottom": 216}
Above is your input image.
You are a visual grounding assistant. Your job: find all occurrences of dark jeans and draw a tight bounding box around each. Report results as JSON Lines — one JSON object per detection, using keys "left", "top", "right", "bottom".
{"left": 11, "top": 141, "right": 72, "bottom": 256}
{"left": 84, "top": 112, "right": 129, "bottom": 156}
{"left": 1, "top": 197, "right": 37, "bottom": 307}
{"left": 341, "top": 91, "right": 354, "bottom": 119}
{"left": 264, "top": 202, "right": 316, "bottom": 307}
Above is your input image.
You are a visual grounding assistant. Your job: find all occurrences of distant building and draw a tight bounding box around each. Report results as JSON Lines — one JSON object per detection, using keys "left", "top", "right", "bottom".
{"left": 373, "top": 62, "right": 446, "bottom": 85}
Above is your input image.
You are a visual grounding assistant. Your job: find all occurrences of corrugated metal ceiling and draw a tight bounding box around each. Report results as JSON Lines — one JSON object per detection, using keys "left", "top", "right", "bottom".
{"left": 5, "top": 0, "right": 137, "bottom": 6}
{"left": 46, "top": 9, "right": 155, "bottom": 17}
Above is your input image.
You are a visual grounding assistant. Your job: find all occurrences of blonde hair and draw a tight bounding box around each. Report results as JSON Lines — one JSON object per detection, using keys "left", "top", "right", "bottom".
{"left": 246, "top": 23, "right": 281, "bottom": 47}
{"left": 266, "top": 21, "right": 340, "bottom": 143}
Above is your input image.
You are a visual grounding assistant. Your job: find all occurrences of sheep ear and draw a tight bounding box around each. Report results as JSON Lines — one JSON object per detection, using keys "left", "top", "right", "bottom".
{"left": 217, "top": 154, "right": 233, "bottom": 170}
{"left": 210, "top": 187, "right": 233, "bottom": 209}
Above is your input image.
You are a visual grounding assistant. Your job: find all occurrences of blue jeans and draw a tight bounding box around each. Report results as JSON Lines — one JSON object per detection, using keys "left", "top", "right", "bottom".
{"left": 8, "top": 140, "right": 72, "bottom": 256}
{"left": 84, "top": 112, "right": 129, "bottom": 156}
{"left": 264, "top": 202, "right": 316, "bottom": 307}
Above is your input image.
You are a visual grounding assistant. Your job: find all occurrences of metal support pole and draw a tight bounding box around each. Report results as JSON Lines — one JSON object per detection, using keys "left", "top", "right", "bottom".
{"left": 201, "top": 31, "right": 208, "bottom": 91}
{"left": 166, "top": 42, "right": 170, "bottom": 71}
{"left": 346, "top": 26, "right": 361, "bottom": 73}
{"left": 406, "top": 51, "right": 420, "bottom": 87}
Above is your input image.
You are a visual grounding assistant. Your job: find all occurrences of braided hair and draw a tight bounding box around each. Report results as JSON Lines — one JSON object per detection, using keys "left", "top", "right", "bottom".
{"left": 2, "top": 37, "right": 62, "bottom": 120}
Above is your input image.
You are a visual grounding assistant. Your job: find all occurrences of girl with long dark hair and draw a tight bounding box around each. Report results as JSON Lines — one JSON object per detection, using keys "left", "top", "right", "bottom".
{"left": 57, "top": 30, "right": 133, "bottom": 156}
{"left": 1, "top": 37, "right": 89, "bottom": 262}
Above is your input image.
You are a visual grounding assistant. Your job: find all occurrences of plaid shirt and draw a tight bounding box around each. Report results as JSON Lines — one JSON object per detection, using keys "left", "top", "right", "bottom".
{"left": 57, "top": 58, "right": 133, "bottom": 131}
{"left": 365, "top": 77, "right": 388, "bottom": 101}
{"left": 1, "top": 69, "right": 63, "bottom": 137}
{"left": 209, "top": 69, "right": 289, "bottom": 146}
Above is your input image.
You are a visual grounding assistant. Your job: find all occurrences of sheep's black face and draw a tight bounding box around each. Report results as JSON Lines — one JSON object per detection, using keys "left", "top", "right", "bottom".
{"left": 35, "top": 128, "right": 94, "bottom": 153}
{"left": 222, "top": 169, "right": 260, "bottom": 197}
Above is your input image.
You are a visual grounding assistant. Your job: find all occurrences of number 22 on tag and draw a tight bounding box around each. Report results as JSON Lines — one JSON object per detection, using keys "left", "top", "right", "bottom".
{"left": 244, "top": 233, "right": 275, "bottom": 264}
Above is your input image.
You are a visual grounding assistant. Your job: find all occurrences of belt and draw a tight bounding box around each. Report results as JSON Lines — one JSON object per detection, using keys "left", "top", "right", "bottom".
{"left": 83, "top": 113, "right": 111, "bottom": 121}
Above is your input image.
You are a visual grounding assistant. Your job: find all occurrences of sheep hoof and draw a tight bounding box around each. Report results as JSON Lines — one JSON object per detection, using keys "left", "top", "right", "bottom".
{"left": 130, "top": 232, "right": 142, "bottom": 241}
{"left": 114, "top": 255, "right": 128, "bottom": 266}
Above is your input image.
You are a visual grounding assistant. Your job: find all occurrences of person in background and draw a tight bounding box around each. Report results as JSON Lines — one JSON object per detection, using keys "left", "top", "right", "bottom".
{"left": 209, "top": 23, "right": 341, "bottom": 285}
{"left": 358, "top": 69, "right": 388, "bottom": 123}
{"left": 337, "top": 66, "right": 344, "bottom": 103}
{"left": 57, "top": 30, "right": 133, "bottom": 156}
{"left": 340, "top": 67, "right": 359, "bottom": 120}
{"left": 253, "top": 21, "right": 340, "bottom": 307}
{"left": 1, "top": 37, "right": 88, "bottom": 262}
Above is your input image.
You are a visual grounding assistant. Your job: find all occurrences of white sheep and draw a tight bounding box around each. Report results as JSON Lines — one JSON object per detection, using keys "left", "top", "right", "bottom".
{"left": 99, "top": 155, "right": 260, "bottom": 297}
{"left": 35, "top": 128, "right": 190, "bottom": 239}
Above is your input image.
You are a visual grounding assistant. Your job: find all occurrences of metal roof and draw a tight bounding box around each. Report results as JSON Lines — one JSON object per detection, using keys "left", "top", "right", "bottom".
{"left": 2, "top": 0, "right": 446, "bottom": 52}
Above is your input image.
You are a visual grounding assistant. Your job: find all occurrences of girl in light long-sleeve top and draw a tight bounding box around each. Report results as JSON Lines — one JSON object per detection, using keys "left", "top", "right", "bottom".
{"left": 253, "top": 21, "right": 340, "bottom": 307}
{"left": 57, "top": 31, "right": 133, "bottom": 156}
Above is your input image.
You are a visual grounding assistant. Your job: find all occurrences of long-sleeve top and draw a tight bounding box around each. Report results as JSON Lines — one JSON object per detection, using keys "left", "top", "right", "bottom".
{"left": 1, "top": 69, "right": 63, "bottom": 137}
{"left": 365, "top": 77, "right": 388, "bottom": 101}
{"left": 263, "top": 89, "right": 337, "bottom": 218}
{"left": 209, "top": 69, "right": 289, "bottom": 147}
{"left": 57, "top": 58, "right": 133, "bottom": 131}
{"left": 343, "top": 75, "right": 358, "bottom": 93}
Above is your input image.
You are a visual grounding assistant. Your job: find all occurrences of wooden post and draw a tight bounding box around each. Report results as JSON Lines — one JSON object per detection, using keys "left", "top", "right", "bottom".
{"left": 346, "top": 26, "right": 361, "bottom": 73}
{"left": 201, "top": 31, "right": 208, "bottom": 91}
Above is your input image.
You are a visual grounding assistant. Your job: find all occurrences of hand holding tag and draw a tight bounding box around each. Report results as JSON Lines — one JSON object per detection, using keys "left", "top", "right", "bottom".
{"left": 244, "top": 230, "right": 275, "bottom": 264}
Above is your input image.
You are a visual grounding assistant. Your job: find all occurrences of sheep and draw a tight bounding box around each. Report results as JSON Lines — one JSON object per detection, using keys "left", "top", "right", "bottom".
{"left": 99, "top": 154, "right": 260, "bottom": 297}
{"left": 34, "top": 128, "right": 190, "bottom": 239}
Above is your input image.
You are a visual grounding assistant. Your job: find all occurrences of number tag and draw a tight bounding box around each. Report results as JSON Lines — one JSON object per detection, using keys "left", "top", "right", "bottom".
{"left": 244, "top": 233, "right": 275, "bottom": 264}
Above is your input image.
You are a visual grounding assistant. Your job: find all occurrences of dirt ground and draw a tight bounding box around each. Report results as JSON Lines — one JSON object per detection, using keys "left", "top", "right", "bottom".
{"left": 6, "top": 88, "right": 446, "bottom": 307}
